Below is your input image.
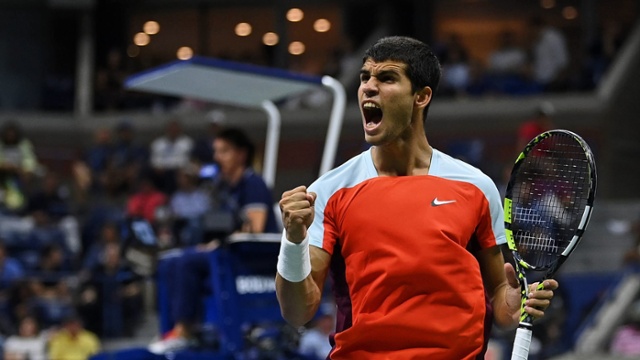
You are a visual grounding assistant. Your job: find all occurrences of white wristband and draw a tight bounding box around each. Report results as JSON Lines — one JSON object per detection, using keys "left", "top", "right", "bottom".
{"left": 277, "top": 232, "right": 312, "bottom": 282}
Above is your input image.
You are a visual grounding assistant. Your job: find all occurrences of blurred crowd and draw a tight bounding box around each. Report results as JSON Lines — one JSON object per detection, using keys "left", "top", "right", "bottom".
{"left": 0, "top": 112, "right": 275, "bottom": 359}
{"left": 435, "top": 18, "right": 629, "bottom": 98}
{"left": 91, "top": 17, "right": 631, "bottom": 114}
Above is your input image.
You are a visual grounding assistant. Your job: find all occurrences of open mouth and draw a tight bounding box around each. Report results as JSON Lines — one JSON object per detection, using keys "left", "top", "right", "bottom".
{"left": 363, "top": 102, "right": 383, "bottom": 127}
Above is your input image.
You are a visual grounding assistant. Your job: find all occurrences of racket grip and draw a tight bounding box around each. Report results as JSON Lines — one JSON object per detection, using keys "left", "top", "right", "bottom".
{"left": 511, "top": 327, "right": 532, "bottom": 360}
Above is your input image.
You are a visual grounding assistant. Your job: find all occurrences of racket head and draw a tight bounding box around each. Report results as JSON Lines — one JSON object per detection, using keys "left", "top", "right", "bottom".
{"left": 504, "top": 129, "right": 597, "bottom": 276}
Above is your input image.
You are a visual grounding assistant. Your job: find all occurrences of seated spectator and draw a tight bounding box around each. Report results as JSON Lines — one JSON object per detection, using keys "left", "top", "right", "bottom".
{"left": 26, "top": 245, "right": 75, "bottom": 328}
{"left": 515, "top": 101, "right": 556, "bottom": 153}
{"left": 298, "top": 301, "right": 335, "bottom": 360}
{"left": 485, "top": 30, "right": 540, "bottom": 95}
{"left": 32, "top": 243, "right": 73, "bottom": 277}
{"left": 48, "top": 313, "right": 100, "bottom": 360}
{"left": 0, "top": 121, "right": 40, "bottom": 214}
{"left": 78, "top": 243, "right": 143, "bottom": 338}
{"left": 95, "top": 48, "right": 128, "bottom": 112}
{"left": 440, "top": 45, "right": 471, "bottom": 97}
{"left": 26, "top": 170, "right": 81, "bottom": 256}
{"left": 149, "top": 119, "right": 194, "bottom": 194}
{"left": 610, "top": 299, "right": 640, "bottom": 356}
{"left": 582, "top": 20, "right": 628, "bottom": 90}
{"left": 126, "top": 172, "right": 168, "bottom": 225}
{"left": 82, "top": 128, "right": 114, "bottom": 193}
{"left": 3, "top": 315, "right": 48, "bottom": 360}
{"left": 148, "top": 127, "right": 278, "bottom": 355}
{"left": 21, "top": 210, "right": 69, "bottom": 271}
{"left": 169, "top": 164, "right": 212, "bottom": 246}
{"left": 79, "top": 184, "right": 127, "bottom": 261}
{"left": 110, "top": 120, "right": 148, "bottom": 196}
{"left": 0, "top": 241, "right": 25, "bottom": 294}
{"left": 528, "top": 16, "right": 569, "bottom": 91}
{"left": 81, "top": 221, "right": 122, "bottom": 274}
{"left": 488, "top": 30, "right": 527, "bottom": 76}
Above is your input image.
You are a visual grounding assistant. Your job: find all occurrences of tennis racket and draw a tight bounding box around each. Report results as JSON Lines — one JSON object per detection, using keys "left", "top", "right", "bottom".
{"left": 504, "top": 129, "right": 597, "bottom": 360}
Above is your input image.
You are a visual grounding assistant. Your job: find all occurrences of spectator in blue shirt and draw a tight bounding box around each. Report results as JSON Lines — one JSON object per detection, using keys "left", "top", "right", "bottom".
{"left": 0, "top": 241, "right": 25, "bottom": 292}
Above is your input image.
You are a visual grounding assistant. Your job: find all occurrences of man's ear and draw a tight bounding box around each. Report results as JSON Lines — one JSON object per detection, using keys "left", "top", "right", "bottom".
{"left": 415, "top": 86, "right": 433, "bottom": 109}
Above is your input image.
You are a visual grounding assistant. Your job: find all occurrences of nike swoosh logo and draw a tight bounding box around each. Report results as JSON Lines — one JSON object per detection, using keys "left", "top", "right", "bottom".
{"left": 431, "top": 198, "right": 457, "bottom": 206}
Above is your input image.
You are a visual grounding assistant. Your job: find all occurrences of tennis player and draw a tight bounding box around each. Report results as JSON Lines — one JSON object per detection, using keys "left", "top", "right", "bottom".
{"left": 276, "top": 36, "right": 559, "bottom": 359}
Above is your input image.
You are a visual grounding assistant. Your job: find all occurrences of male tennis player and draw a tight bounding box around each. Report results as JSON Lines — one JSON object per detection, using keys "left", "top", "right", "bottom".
{"left": 276, "top": 36, "right": 559, "bottom": 359}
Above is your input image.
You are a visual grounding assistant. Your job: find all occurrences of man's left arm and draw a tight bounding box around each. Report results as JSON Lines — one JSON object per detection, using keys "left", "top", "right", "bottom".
{"left": 478, "top": 245, "right": 559, "bottom": 329}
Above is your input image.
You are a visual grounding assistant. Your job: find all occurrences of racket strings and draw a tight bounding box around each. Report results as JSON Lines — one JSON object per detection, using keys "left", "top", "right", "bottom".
{"left": 512, "top": 134, "right": 591, "bottom": 268}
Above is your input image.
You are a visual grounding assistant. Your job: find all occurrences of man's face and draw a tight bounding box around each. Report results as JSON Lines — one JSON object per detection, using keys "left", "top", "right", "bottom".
{"left": 358, "top": 59, "right": 417, "bottom": 146}
{"left": 213, "top": 138, "right": 245, "bottom": 176}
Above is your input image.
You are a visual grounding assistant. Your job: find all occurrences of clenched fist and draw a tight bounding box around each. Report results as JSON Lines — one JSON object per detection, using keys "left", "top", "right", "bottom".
{"left": 279, "top": 186, "right": 317, "bottom": 243}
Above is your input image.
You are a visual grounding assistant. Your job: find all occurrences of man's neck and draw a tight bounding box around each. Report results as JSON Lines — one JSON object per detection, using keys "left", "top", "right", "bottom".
{"left": 371, "top": 139, "right": 432, "bottom": 177}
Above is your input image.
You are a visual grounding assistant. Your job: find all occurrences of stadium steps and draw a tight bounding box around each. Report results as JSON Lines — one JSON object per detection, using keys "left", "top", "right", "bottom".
{"left": 559, "top": 200, "right": 640, "bottom": 275}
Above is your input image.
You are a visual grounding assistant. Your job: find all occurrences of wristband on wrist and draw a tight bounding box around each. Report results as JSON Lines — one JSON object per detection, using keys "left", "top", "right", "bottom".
{"left": 277, "top": 232, "right": 311, "bottom": 282}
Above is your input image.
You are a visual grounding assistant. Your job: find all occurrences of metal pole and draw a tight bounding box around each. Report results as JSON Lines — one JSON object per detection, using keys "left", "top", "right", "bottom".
{"left": 75, "top": 10, "right": 95, "bottom": 117}
{"left": 319, "top": 76, "right": 347, "bottom": 176}
{"left": 260, "top": 100, "right": 281, "bottom": 188}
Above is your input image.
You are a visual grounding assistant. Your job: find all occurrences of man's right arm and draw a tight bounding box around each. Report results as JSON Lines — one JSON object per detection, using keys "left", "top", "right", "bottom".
{"left": 276, "top": 246, "right": 331, "bottom": 327}
{"left": 275, "top": 185, "right": 331, "bottom": 327}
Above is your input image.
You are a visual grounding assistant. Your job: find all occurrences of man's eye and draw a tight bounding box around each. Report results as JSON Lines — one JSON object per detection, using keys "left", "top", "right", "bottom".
{"left": 360, "top": 75, "right": 369, "bottom": 82}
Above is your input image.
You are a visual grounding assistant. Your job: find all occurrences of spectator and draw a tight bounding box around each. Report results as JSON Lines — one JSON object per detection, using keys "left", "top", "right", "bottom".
{"left": 27, "top": 244, "right": 75, "bottom": 329}
{"left": 110, "top": 120, "right": 148, "bottom": 196}
{"left": 528, "top": 17, "right": 569, "bottom": 91}
{"left": 439, "top": 37, "right": 471, "bottom": 97}
{"left": 47, "top": 313, "right": 100, "bottom": 360}
{"left": 81, "top": 221, "right": 122, "bottom": 274}
{"left": 32, "top": 243, "right": 72, "bottom": 276}
{"left": 516, "top": 101, "right": 556, "bottom": 152}
{"left": 26, "top": 171, "right": 81, "bottom": 256}
{"left": 298, "top": 301, "right": 335, "bottom": 360}
{"left": 149, "top": 119, "right": 194, "bottom": 194}
{"left": 148, "top": 127, "right": 278, "bottom": 355}
{"left": 0, "top": 241, "right": 25, "bottom": 295}
{"left": 191, "top": 110, "right": 225, "bottom": 165}
{"left": 95, "top": 48, "right": 129, "bottom": 112}
{"left": 78, "top": 243, "right": 143, "bottom": 338}
{"left": 0, "top": 122, "right": 40, "bottom": 213}
{"left": 82, "top": 128, "right": 114, "bottom": 194}
{"left": 169, "top": 164, "right": 212, "bottom": 246}
{"left": 488, "top": 30, "right": 527, "bottom": 76}
{"left": 610, "top": 299, "right": 640, "bottom": 357}
{"left": 3, "top": 315, "right": 48, "bottom": 360}
{"left": 486, "top": 30, "right": 538, "bottom": 95}
{"left": 583, "top": 20, "right": 629, "bottom": 90}
{"left": 125, "top": 172, "right": 168, "bottom": 225}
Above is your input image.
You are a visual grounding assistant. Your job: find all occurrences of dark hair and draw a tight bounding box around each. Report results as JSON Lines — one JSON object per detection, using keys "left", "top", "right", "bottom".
{"left": 363, "top": 36, "right": 441, "bottom": 94}
{"left": 217, "top": 128, "right": 255, "bottom": 168}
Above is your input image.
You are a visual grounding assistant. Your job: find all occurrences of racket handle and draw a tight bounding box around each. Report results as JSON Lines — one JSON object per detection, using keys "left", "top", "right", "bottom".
{"left": 511, "top": 327, "right": 532, "bottom": 360}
